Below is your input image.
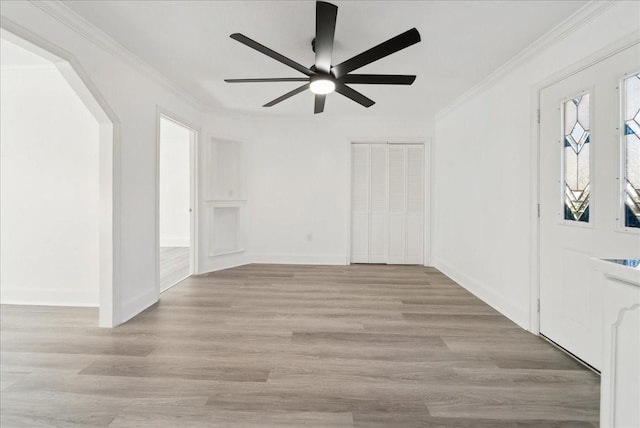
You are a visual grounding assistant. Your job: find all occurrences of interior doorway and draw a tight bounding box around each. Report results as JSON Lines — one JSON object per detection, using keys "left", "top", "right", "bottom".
{"left": 157, "top": 115, "right": 197, "bottom": 292}
{"left": 0, "top": 29, "right": 116, "bottom": 327}
{"left": 1, "top": 36, "right": 100, "bottom": 305}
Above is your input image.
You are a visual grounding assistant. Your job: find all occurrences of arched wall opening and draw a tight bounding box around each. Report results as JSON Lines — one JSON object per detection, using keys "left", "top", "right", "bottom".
{"left": 0, "top": 27, "right": 118, "bottom": 327}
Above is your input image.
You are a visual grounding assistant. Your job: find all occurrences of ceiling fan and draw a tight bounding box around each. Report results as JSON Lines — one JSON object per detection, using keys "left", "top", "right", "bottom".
{"left": 225, "top": 1, "right": 421, "bottom": 114}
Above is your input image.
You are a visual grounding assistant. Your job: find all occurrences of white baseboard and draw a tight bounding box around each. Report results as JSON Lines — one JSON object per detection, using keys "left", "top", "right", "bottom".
{"left": 119, "top": 287, "right": 157, "bottom": 325}
{"left": 197, "top": 252, "right": 347, "bottom": 273}
{"left": 198, "top": 252, "right": 252, "bottom": 274}
{"left": 249, "top": 253, "right": 347, "bottom": 265}
{"left": 0, "top": 287, "right": 98, "bottom": 307}
{"left": 432, "top": 257, "right": 530, "bottom": 330}
{"left": 159, "top": 237, "right": 190, "bottom": 247}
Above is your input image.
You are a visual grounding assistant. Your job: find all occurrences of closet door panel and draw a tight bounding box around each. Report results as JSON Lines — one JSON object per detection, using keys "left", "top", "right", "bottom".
{"left": 369, "top": 215, "right": 387, "bottom": 262}
{"left": 406, "top": 145, "right": 424, "bottom": 264}
{"left": 350, "top": 144, "right": 370, "bottom": 263}
{"left": 351, "top": 213, "right": 369, "bottom": 263}
{"left": 351, "top": 142, "right": 425, "bottom": 265}
{"left": 406, "top": 214, "right": 423, "bottom": 264}
{"left": 369, "top": 144, "right": 388, "bottom": 262}
{"left": 388, "top": 215, "right": 406, "bottom": 263}
{"left": 387, "top": 145, "right": 407, "bottom": 264}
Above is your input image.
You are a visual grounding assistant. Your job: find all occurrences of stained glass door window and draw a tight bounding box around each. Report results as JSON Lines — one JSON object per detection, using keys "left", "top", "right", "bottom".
{"left": 623, "top": 74, "right": 640, "bottom": 228}
{"left": 563, "top": 94, "right": 590, "bottom": 222}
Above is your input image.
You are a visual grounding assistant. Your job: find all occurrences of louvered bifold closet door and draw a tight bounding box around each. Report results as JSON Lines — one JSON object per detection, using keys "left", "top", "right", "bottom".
{"left": 387, "top": 145, "right": 407, "bottom": 264}
{"left": 405, "top": 145, "right": 424, "bottom": 264}
{"left": 351, "top": 144, "right": 370, "bottom": 263}
{"left": 368, "top": 144, "right": 388, "bottom": 263}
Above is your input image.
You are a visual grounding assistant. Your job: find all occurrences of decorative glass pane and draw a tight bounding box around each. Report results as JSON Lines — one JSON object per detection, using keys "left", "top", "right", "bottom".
{"left": 623, "top": 74, "right": 640, "bottom": 228}
{"left": 563, "top": 94, "right": 590, "bottom": 222}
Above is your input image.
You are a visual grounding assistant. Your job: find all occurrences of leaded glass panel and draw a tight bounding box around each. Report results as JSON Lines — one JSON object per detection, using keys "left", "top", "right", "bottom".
{"left": 623, "top": 74, "right": 640, "bottom": 228}
{"left": 563, "top": 94, "right": 590, "bottom": 222}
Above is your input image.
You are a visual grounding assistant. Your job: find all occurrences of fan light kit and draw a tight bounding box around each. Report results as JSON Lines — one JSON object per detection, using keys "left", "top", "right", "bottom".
{"left": 309, "top": 77, "right": 335, "bottom": 95}
{"left": 225, "top": 1, "right": 421, "bottom": 114}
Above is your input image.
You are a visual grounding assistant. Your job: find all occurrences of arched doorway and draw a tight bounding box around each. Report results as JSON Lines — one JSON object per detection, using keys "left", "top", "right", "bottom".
{"left": 0, "top": 27, "right": 118, "bottom": 327}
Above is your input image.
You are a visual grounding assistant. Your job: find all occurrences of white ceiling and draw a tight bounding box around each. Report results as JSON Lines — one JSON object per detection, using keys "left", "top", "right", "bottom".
{"left": 61, "top": 0, "right": 588, "bottom": 119}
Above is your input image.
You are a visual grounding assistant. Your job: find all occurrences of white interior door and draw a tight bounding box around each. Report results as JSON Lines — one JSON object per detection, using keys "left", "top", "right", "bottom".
{"left": 388, "top": 145, "right": 407, "bottom": 264}
{"left": 406, "top": 145, "right": 424, "bottom": 264}
{"left": 388, "top": 144, "right": 424, "bottom": 265}
{"left": 351, "top": 143, "right": 425, "bottom": 265}
{"left": 351, "top": 144, "right": 371, "bottom": 263}
{"left": 369, "top": 144, "right": 388, "bottom": 263}
{"left": 351, "top": 143, "right": 388, "bottom": 263}
{"left": 539, "top": 44, "right": 640, "bottom": 370}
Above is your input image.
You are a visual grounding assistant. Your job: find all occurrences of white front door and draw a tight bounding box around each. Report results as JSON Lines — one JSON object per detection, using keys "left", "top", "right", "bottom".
{"left": 539, "top": 43, "right": 640, "bottom": 370}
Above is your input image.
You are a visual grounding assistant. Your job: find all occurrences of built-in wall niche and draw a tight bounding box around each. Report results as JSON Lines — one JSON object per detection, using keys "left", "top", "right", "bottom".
{"left": 206, "top": 138, "right": 245, "bottom": 257}
{"left": 209, "top": 204, "right": 244, "bottom": 256}
{"left": 208, "top": 138, "right": 244, "bottom": 201}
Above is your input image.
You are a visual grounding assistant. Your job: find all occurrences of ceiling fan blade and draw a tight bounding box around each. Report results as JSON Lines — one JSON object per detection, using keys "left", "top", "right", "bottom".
{"left": 230, "top": 33, "right": 315, "bottom": 77}
{"left": 335, "top": 83, "right": 375, "bottom": 108}
{"left": 340, "top": 74, "right": 416, "bottom": 85}
{"left": 331, "top": 28, "right": 421, "bottom": 78}
{"left": 263, "top": 83, "right": 310, "bottom": 107}
{"left": 314, "top": 94, "right": 326, "bottom": 114}
{"left": 225, "top": 78, "right": 310, "bottom": 83}
{"left": 315, "top": 1, "right": 338, "bottom": 74}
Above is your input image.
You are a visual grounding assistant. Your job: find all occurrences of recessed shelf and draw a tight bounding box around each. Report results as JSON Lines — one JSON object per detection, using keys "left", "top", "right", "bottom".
{"left": 210, "top": 206, "right": 242, "bottom": 257}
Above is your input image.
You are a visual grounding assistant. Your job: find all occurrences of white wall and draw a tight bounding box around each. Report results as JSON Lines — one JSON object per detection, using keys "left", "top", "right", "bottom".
{"left": 1, "top": 65, "right": 100, "bottom": 306}
{"left": 245, "top": 117, "right": 433, "bottom": 264}
{"left": 433, "top": 1, "right": 640, "bottom": 330}
{"left": 159, "top": 117, "right": 191, "bottom": 247}
{"left": 0, "top": 2, "right": 209, "bottom": 324}
{"left": 196, "top": 115, "right": 433, "bottom": 271}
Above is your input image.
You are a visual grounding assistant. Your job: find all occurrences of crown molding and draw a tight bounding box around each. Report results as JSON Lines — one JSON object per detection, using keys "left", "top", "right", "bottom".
{"left": 29, "top": 0, "right": 212, "bottom": 112}
{"left": 18, "top": 1, "right": 437, "bottom": 123}
{"left": 1, "top": 63, "right": 57, "bottom": 71}
{"left": 204, "top": 102, "right": 434, "bottom": 123}
{"left": 435, "top": 0, "right": 617, "bottom": 121}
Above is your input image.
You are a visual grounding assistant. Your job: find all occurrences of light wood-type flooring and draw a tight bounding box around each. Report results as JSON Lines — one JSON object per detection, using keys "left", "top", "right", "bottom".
{"left": 159, "top": 246, "right": 190, "bottom": 292}
{"left": 1, "top": 264, "right": 600, "bottom": 427}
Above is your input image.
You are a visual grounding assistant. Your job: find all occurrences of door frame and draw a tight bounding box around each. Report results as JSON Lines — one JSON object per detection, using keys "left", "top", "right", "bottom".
{"left": 530, "top": 33, "right": 640, "bottom": 334}
{"left": 155, "top": 108, "right": 200, "bottom": 294}
{"left": 345, "top": 138, "right": 431, "bottom": 266}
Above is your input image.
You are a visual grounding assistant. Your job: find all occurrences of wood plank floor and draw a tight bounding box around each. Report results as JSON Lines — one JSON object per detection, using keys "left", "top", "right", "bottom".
{"left": 159, "top": 247, "right": 190, "bottom": 292}
{"left": 0, "top": 264, "right": 600, "bottom": 427}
